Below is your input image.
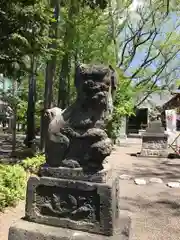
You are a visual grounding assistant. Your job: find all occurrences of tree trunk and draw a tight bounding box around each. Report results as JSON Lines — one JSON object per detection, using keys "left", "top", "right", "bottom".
{"left": 58, "top": 1, "right": 78, "bottom": 109}
{"left": 24, "top": 55, "right": 37, "bottom": 148}
{"left": 58, "top": 54, "right": 71, "bottom": 109}
{"left": 11, "top": 80, "right": 17, "bottom": 153}
{"left": 108, "top": 0, "right": 118, "bottom": 64}
{"left": 40, "top": 0, "right": 60, "bottom": 151}
{"left": 11, "top": 108, "right": 17, "bottom": 152}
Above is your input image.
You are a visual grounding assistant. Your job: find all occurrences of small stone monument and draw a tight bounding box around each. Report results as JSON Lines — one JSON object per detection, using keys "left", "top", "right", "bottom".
{"left": 8, "top": 64, "right": 131, "bottom": 240}
{"left": 116, "top": 117, "right": 127, "bottom": 145}
{"left": 140, "top": 117, "right": 168, "bottom": 157}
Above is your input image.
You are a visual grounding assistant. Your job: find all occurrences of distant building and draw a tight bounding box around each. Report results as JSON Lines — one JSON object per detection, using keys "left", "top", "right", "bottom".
{"left": 126, "top": 91, "right": 172, "bottom": 134}
{"left": 161, "top": 87, "right": 180, "bottom": 130}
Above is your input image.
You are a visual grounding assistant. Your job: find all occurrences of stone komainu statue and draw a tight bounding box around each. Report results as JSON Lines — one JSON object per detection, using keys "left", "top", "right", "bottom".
{"left": 44, "top": 64, "right": 117, "bottom": 172}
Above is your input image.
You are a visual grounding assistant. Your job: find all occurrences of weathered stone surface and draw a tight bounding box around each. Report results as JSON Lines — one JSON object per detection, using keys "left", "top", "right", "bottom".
{"left": 8, "top": 211, "right": 132, "bottom": 240}
{"left": 25, "top": 175, "right": 119, "bottom": 236}
{"left": 144, "top": 120, "right": 165, "bottom": 134}
{"left": 140, "top": 119, "right": 168, "bottom": 158}
{"left": 138, "top": 129, "right": 146, "bottom": 136}
{"left": 38, "top": 163, "right": 112, "bottom": 183}
{"left": 167, "top": 182, "right": 180, "bottom": 188}
{"left": 141, "top": 137, "right": 168, "bottom": 150}
{"left": 134, "top": 179, "right": 147, "bottom": 185}
{"left": 149, "top": 178, "right": 163, "bottom": 184}
{"left": 119, "top": 174, "right": 132, "bottom": 180}
{"left": 44, "top": 64, "right": 117, "bottom": 172}
{"left": 140, "top": 148, "right": 168, "bottom": 158}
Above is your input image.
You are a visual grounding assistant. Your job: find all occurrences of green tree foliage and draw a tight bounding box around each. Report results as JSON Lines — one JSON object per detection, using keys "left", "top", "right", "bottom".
{"left": 0, "top": 0, "right": 53, "bottom": 78}
{"left": 106, "top": 68, "right": 135, "bottom": 140}
{"left": 55, "top": 3, "right": 117, "bottom": 108}
{"left": 1, "top": 0, "right": 180, "bottom": 143}
{"left": 56, "top": 0, "right": 179, "bottom": 108}
{"left": 69, "top": 0, "right": 180, "bottom": 139}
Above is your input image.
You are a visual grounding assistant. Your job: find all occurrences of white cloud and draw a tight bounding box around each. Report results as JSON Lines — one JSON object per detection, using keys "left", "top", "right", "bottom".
{"left": 115, "top": 0, "right": 146, "bottom": 25}
{"left": 129, "top": 0, "right": 145, "bottom": 12}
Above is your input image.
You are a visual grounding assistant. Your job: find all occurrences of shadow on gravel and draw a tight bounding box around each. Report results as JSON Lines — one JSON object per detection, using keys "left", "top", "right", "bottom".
{"left": 156, "top": 200, "right": 180, "bottom": 211}
{"left": 121, "top": 196, "right": 180, "bottom": 217}
{"left": 117, "top": 153, "right": 180, "bottom": 181}
{"left": 124, "top": 161, "right": 180, "bottom": 180}
{"left": 128, "top": 152, "right": 140, "bottom": 157}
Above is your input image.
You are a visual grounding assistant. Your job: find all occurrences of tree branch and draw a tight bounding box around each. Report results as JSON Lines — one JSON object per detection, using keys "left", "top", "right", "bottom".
{"left": 135, "top": 65, "right": 166, "bottom": 107}
{"left": 118, "top": 8, "right": 157, "bottom": 67}
{"left": 134, "top": 49, "right": 179, "bottom": 94}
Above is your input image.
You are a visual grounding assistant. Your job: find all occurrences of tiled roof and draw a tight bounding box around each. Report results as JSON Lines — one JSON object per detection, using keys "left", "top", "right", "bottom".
{"left": 136, "top": 91, "right": 172, "bottom": 109}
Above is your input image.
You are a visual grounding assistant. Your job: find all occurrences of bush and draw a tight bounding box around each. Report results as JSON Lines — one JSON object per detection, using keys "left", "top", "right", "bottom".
{"left": 0, "top": 155, "right": 45, "bottom": 211}
{"left": 0, "top": 164, "right": 26, "bottom": 211}
{"left": 21, "top": 154, "right": 45, "bottom": 174}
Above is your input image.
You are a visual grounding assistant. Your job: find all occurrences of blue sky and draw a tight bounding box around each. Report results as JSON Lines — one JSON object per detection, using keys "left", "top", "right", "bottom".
{"left": 119, "top": 7, "right": 180, "bottom": 87}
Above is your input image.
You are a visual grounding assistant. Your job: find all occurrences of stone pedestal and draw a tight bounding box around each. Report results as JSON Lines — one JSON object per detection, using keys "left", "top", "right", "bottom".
{"left": 25, "top": 176, "right": 118, "bottom": 236}
{"left": 8, "top": 165, "right": 131, "bottom": 240}
{"left": 140, "top": 120, "right": 168, "bottom": 157}
{"left": 138, "top": 129, "right": 146, "bottom": 136}
{"left": 38, "top": 163, "right": 112, "bottom": 183}
{"left": 9, "top": 212, "right": 131, "bottom": 240}
{"left": 140, "top": 133, "right": 168, "bottom": 157}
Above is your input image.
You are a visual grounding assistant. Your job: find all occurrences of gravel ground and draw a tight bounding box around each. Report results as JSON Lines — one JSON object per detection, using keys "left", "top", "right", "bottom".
{"left": 112, "top": 144, "right": 180, "bottom": 240}
{"left": 1, "top": 142, "right": 180, "bottom": 240}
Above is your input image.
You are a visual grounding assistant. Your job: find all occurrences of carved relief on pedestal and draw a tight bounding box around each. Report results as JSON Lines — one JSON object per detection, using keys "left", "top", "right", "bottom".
{"left": 36, "top": 185, "right": 100, "bottom": 223}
